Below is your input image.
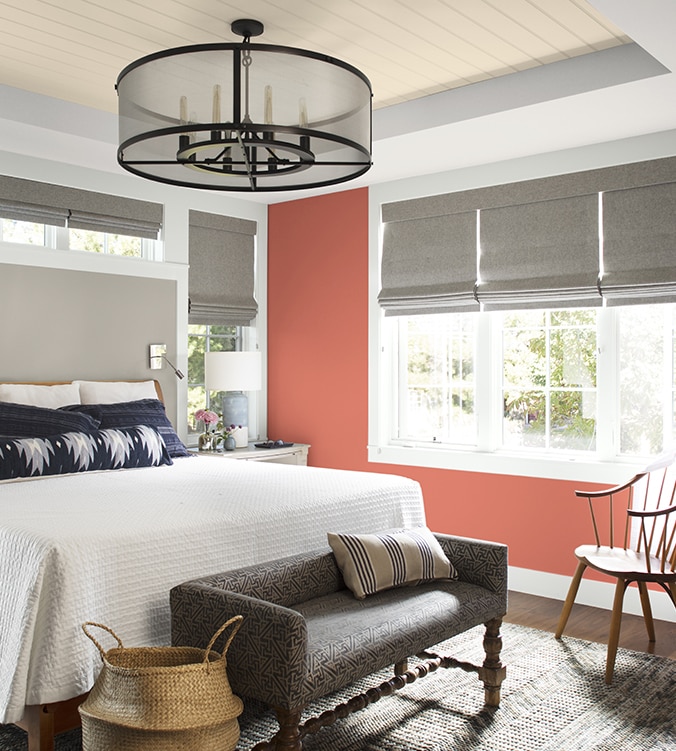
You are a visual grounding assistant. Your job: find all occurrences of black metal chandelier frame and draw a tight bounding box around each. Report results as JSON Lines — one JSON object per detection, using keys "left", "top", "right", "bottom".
{"left": 115, "top": 21, "right": 373, "bottom": 192}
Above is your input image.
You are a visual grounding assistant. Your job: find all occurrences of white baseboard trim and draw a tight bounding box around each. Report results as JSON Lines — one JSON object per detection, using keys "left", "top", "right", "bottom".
{"left": 509, "top": 566, "right": 676, "bottom": 623}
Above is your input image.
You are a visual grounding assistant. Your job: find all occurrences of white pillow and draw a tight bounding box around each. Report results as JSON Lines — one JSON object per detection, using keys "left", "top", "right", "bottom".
{"left": 0, "top": 382, "right": 81, "bottom": 408}
{"left": 75, "top": 380, "right": 158, "bottom": 404}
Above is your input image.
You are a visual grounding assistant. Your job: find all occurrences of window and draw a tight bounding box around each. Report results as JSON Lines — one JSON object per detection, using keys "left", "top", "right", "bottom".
{"left": 0, "top": 178, "right": 163, "bottom": 260}
{"left": 617, "top": 305, "right": 676, "bottom": 455}
{"left": 372, "top": 157, "right": 676, "bottom": 479}
{"left": 69, "top": 229, "right": 143, "bottom": 257}
{"left": 502, "top": 310, "right": 597, "bottom": 452}
{"left": 187, "top": 324, "right": 240, "bottom": 437}
{"left": 0, "top": 218, "right": 160, "bottom": 260}
{"left": 396, "top": 314, "right": 476, "bottom": 446}
{"left": 380, "top": 304, "right": 676, "bottom": 468}
{"left": 1, "top": 219, "right": 45, "bottom": 245}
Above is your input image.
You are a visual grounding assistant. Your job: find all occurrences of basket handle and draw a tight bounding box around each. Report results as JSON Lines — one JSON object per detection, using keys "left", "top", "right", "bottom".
{"left": 203, "top": 615, "right": 244, "bottom": 663}
{"left": 82, "top": 621, "right": 124, "bottom": 659}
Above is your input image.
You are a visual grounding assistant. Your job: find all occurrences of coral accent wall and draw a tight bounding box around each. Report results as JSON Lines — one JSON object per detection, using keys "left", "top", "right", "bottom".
{"left": 267, "top": 188, "right": 604, "bottom": 579}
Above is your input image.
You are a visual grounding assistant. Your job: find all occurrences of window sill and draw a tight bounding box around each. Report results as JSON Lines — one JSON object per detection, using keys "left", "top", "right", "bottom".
{"left": 367, "top": 443, "right": 645, "bottom": 484}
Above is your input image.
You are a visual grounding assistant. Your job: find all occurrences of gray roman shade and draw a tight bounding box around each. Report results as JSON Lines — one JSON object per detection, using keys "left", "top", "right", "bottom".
{"left": 67, "top": 211, "right": 160, "bottom": 239}
{"left": 188, "top": 210, "right": 258, "bottom": 326}
{"left": 0, "top": 200, "right": 68, "bottom": 227}
{"left": 601, "top": 181, "right": 676, "bottom": 305}
{"left": 378, "top": 156, "right": 676, "bottom": 315}
{"left": 379, "top": 203, "right": 478, "bottom": 315}
{"left": 0, "top": 175, "right": 162, "bottom": 238}
{"left": 478, "top": 194, "right": 601, "bottom": 310}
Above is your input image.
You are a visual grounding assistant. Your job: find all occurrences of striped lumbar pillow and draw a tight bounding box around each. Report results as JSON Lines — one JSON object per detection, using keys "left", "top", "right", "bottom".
{"left": 327, "top": 527, "right": 457, "bottom": 599}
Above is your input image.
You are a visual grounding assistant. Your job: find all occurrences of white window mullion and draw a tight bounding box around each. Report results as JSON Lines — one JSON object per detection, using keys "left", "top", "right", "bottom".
{"left": 476, "top": 311, "right": 496, "bottom": 452}
{"left": 53, "top": 226, "right": 69, "bottom": 249}
{"left": 662, "top": 305, "right": 673, "bottom": 447}
{"left": 445, "top": 330, "right": 453, "bottom": 439}
{"left": 377, "top": 316, "right": 402, "bottom": 445}
{"left": 596, "top": 307, "right": 617, "bottom": 460}
{"left": 545, "top": 312, "right": 552, "bottom": 451}
{"left": 396, "top": 318, "right": 408, "bottom": 441}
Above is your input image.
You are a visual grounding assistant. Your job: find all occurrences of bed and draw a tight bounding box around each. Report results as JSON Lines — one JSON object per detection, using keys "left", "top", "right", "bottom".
{"left": 0, "top": 380, "right": 425, "bottom": 749}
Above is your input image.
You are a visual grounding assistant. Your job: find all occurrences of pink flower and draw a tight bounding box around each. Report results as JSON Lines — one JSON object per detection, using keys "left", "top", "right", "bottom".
{"left": 194, "top": 409, "right": 219, "bottom": 425}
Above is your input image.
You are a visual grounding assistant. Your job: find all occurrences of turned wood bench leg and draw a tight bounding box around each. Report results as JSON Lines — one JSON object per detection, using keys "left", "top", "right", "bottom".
{"left": 478, "top": 617, "right": 506, "bottom": 707}
{"left": 394, "top": 659, "right": 408, "bottom": 675}
{"left": 252, "top": 706, "right": 304, "bottom": 751}
{"left": 273, "top": 707, "right": 304, "bottom": 751}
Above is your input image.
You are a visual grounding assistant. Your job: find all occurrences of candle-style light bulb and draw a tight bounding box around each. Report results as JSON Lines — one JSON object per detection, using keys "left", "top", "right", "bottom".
{"left": 211, "top": 84, "right": 222, "bottom": 142}
{"left": 264, "top": 85, "right": 273, "bottom": 125}
{"left": 212, "top": 84, "right": 221, "bottom": 123}
{"left": 178, "top": 96, "right": 190, "bottom": 153}
{"left": 299, "top": 97, "right": 308, "bottom": 128}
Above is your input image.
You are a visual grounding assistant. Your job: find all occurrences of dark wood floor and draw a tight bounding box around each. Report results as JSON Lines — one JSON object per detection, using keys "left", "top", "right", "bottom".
{"left": 505, "top": 590, "right": 676, "bottom": 659}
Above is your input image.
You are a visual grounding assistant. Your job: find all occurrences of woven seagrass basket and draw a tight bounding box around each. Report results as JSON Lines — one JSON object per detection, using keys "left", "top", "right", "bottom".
{"left": 79, "top": 616, "right": 244, "bottom": 751}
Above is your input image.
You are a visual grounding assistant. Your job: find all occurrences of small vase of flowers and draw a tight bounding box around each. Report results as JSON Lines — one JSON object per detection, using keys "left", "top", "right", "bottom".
{"left": 220, "top": 423, "right": 242, "bottom": 451}
{"left": 195, "top": 409, "right": 219, "bottom": 451}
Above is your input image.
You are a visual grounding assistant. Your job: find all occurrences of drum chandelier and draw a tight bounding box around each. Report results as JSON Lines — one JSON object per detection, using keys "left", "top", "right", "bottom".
{"left": 116, "top": 19, "right": 373, "bottom": 192}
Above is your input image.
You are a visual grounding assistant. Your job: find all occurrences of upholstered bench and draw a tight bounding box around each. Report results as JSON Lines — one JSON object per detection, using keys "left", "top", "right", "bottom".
{"left": 170, "top": 530, "right": 508, "bottom": 751}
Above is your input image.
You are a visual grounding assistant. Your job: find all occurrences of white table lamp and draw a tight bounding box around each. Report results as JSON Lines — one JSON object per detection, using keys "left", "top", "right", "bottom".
{"left": 204, "top": 351, "right": 262, "bottom": 448}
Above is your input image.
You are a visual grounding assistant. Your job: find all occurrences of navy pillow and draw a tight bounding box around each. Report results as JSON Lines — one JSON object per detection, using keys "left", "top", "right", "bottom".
{"left": 0, "top": 401, "right": 101, "bottom": 437}
{"left": 63, "top": 399, "right": 190, "bottom": 458}
{"left": 0, "top": 425, "right": 173, "bottom": 481}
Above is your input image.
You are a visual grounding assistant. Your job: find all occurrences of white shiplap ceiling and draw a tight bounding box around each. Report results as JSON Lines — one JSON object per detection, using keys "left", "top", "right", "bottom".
{"left": 0, "top": 0, "right": 630, "bottom": 114}
{"left": 1, "top": 1, "right": 675, "bottom": 202}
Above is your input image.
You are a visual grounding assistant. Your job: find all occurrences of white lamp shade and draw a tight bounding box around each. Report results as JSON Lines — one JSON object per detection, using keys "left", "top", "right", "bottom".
{"left": 204, "top": 351, "right": 262, "bottom": 392}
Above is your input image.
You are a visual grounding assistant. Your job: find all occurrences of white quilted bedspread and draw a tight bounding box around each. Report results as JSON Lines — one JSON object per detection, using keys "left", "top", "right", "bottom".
{"left": 0, "top": 456, "right": 425, "bottom": 723}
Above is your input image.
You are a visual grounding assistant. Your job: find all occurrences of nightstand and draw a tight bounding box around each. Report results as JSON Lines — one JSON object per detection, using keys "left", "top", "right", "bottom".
{"left": 193, "top": 443, "right": 310, "bottom": 466}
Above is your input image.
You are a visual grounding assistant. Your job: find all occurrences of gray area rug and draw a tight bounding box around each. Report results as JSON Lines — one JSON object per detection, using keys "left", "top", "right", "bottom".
{"left": 2, "top": 622, "right": 674, "bottom": 750}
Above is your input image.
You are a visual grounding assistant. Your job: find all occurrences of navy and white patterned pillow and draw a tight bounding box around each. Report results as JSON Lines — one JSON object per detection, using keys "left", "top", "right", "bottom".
{"left": 0, "top": 401, "right": 101, "bottom": 437}
{"left": 0, "top": 425, "right": 173, "bottom": 481}
{"left": 63, "top": 399, "right": 190, "bottom": 458}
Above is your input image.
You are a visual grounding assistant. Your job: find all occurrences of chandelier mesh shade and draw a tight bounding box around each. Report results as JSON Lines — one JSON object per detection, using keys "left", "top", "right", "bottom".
{"left": 116, "top": 21, "right": 373, "bottom": 192}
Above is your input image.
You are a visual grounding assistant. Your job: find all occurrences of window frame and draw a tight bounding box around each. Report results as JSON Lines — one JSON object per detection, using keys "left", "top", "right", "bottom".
{"left": 0, "top": 219, "right": 161, "bottom": 261}
{"left": 371, "top": 302, "right": 676, "bottom": 485}
{"left": 185, "top": 324, "right": 263, "bottom": 447}
{"left": 370, "top": 198, "right": 667, "bottom": 486}
{"left": 186, "top": 324, "right": 241, "bottom": 440}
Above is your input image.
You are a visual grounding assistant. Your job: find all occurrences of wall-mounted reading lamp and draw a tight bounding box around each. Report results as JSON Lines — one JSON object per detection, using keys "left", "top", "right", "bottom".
{"left": 149, "top": 344, "right": 185, "bottom": 379}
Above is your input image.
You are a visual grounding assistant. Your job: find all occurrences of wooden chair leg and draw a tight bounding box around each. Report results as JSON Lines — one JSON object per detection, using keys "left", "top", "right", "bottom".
{"left": 637, "top": 581, "right": 656, "bottom": 642}
{"left": 606, "top": 578, "right": 627, "bottom": 684}
{"left": 555, "top": 561, "right": 587, "bottom": 638}
{"left": 668, "top": 581, "right": 676, "bottom": 608}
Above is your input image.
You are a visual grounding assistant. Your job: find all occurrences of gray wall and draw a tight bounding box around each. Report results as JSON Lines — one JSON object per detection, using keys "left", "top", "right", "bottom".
{"left": 0, "top": 263, "right": 179, "bottom": 423}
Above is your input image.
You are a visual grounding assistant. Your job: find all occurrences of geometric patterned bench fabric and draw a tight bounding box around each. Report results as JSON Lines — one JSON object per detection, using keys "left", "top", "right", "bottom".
{"left": 170, "top": 533, "right": 508, "bottom": 710}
